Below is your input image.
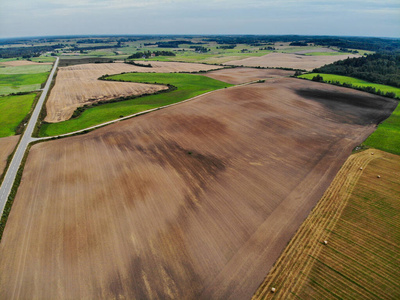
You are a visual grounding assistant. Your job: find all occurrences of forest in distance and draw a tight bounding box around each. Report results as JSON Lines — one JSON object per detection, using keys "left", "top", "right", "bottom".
{"left": 1, "top": 34, "right": 400, "bottom": 59}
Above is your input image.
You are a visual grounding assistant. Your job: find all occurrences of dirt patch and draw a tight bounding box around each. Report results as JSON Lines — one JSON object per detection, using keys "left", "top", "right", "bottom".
{"left": 0, "top": 135, "right": 19, "bottom": 177}
{"left": 204, "top": 67, "right": 294, "bottom": 84}
{"left": 0, "top": 77, "right": 395, "bottom": 299}
{"left": 224, "top": 52, "right": 361, "bottom": 71}
{"left": 45, "top": 61, "right": 222, "bottom": 123}
{"left": 0, "top": 60, "right": 51, "bottom": 67}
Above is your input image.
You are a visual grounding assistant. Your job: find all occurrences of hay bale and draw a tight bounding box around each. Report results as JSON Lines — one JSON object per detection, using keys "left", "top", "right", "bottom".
{"left": 377, "top": 175, "right": 381, "bottom": 178}
{"left": 323, "top": 240, "right": 328, "bottom": 245}
{"left": 360, "top": 167, "right": 363, "bottom": 170}
{"left": 371, "top": 152, "right": 374, "bottom": 155}
{"left": 271, "top": 287, "right": 276, "bottom": 293}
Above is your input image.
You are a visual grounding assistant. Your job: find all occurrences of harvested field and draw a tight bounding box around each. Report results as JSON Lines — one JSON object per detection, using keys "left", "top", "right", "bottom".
{"left": 0, "top": 78, "right": 396, "bottom": 299}
{"left": 0, "top": 60, "right": 51, "bottom": 67}
{"left": 0, "top": 136, "right": 19, "bottom": 177}
{"left": 204, "top": 67, "right": 294, "bottom": 84}
{"left": 45, "top": 61, "right": 222, "bottom": 122}
{"left": 253, "top": 149, "right": 400, "bottom": 299}
{"left": 224, "top": 52, "right": 360, "bottom": 71}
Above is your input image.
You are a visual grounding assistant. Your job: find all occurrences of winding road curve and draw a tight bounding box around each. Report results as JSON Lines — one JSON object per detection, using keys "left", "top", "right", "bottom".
{"left": 0, "top": 58, "right": 59, "bottom": 217}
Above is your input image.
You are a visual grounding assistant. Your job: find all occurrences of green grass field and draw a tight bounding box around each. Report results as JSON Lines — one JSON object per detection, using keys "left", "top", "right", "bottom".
{"left": 364, "top": 103, "right": 400, "bottom": 155}
{"left": 39, "top": 73, "right": 233, "bottom": 137}
{"left": 0, "top": 93, "right": 37, "bottom": 137}
{"left": 30, "top": 56, "right": 57, "bottom": 63}
{"left": 0, "top": 72, "right": 50, "bottom": 95}
{"left": 299, "top": 73, "right": 400, "bottom": 98}
{"left": 0, "top": 64, "right": 52, "bottom": 74}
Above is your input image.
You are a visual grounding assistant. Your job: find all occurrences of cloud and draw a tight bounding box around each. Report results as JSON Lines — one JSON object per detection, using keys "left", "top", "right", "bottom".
{"left": 0, "top": 0, "right": 399, "bottom": 38}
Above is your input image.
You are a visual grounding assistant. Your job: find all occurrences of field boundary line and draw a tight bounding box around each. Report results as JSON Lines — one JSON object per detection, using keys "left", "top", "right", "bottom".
{"left": 252, "top": 149, "right": 380, "bottom": 299}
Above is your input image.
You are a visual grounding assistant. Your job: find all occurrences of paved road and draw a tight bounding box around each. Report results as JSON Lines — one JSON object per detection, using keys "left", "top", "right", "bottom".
{"left": 0, "top": 58, "right": 59, "bottom": 217}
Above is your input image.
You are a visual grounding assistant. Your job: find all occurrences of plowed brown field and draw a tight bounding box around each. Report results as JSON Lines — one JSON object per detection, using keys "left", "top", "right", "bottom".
{"left": 0, "top": 78, "right": 396, "bottom": 299}
{"left": 45, "top": 61, "right": 221, "bottom": 123}
{"left": 224, "top": 52, "right": 360, "bottom": 71}
{"left": 204, "top": 68, "right": 294, "bottom": 84}
{"left": 0, "top": 136, "right": 19, "bottom": 177}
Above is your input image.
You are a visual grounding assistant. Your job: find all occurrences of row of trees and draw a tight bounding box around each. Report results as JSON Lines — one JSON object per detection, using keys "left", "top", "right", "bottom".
{"left": 311, "top": 75, "right": 397, "bottom": 98}
{"left": 127, "top": 50, "right": 176, "bottom": 59}
{"left": 0, "top": 44, "right": 64, "bottom": 58}
{"left": 189, "top": 46, "right": 209, "bottom": 53}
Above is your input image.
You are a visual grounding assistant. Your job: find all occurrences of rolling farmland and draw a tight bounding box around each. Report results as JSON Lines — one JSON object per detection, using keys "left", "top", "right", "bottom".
{"left": 39, "top": 71, "right": 232, "bottom": 137}
{"left": 253, "top": 149, "right": 400, "bottom": 299}
{"left": 0, "top": 76, "right": 395, "bottom": 299}
{"left": 44, "top": 61, "right": 222, "bottom": 123}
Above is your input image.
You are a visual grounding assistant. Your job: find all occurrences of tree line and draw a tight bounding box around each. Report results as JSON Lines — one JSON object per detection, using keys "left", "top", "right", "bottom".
{"left": 0, "top": 44, "right": 64, "bottom": 58}
{"left": 127, "top": 50, "right": 176, "bottom": 59}
{"left": 313, "top": 53, "right": 400, "bottom": 88}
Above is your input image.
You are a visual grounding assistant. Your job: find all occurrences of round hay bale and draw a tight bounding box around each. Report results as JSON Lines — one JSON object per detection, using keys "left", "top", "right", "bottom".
{"left": 377, "top": 175, "right": 381, "bottom": 178}
{"left": 323, "top": 240, "right": 328, "bottom": 245}
{"left": 371, "top": 152, "right": 374, "bottom": 155}
{"left": 360, "top": 167, "right": 363, "bottom": 170}
{"left": 271, "top": 287, "right": 276, "bottom": 293}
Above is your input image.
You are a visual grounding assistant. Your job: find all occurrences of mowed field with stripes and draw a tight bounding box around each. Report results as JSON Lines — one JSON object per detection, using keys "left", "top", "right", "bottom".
{"left": 253, "top": 149, "right": 400, "bottom": 299}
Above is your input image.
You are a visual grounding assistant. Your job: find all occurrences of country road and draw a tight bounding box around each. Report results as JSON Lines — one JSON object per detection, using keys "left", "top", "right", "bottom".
{"left": 0, "top": 58, "right": 59, "bottom": 217}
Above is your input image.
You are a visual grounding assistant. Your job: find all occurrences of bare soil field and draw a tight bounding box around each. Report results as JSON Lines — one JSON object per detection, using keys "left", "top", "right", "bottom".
{"left": 224, "top": 52, "right": 360, "bottom": 71}
{"left": 204, "top": 67, "right": 294, "bottom": 84}
{"left": 0, "top": 135, "right": 19, "bottom": 177}
{"left": 45, "top": 61, "right": 221, "bottom": 122}
{"left": 0, "top": 78, "right": 396, "bottom": 299}
{"left": 0, "top": 60, "right": 51, "bottom": 67}
{"left": 253, "top": 149, "right": 400, "bottom": 299}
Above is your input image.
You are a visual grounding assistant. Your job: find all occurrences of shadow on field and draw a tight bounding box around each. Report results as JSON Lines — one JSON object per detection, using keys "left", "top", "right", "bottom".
{"left": 295, "top": 89, "right": 397, "bottom": 126}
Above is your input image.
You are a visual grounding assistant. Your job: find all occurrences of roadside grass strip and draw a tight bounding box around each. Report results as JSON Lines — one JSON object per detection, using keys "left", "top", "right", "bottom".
{"left": 252, "top": 149, "right": 400, "bottom": 300}
{"left": 39, "top": 72, "right": 233, "bottom": 137}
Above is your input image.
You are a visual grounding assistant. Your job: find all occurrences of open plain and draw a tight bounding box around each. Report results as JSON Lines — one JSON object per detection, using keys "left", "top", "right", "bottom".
{"left": 45, "top": 61, "right": 221, "bottom": 122}
{"left": 224, "top": 52, "right": 360, "bottom": 71}
{"left": 0, "top": 73, "right": 396, "bottom": 299}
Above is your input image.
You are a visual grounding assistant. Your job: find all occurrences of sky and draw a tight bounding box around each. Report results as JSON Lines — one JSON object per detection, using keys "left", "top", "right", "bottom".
{"left": 0, "top": 0, "right": 399, "bottom": 39}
